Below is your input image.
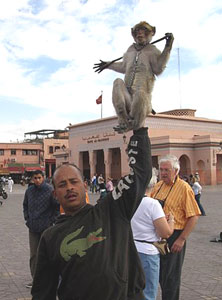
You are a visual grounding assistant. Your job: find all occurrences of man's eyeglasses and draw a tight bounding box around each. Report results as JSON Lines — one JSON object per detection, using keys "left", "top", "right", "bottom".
{"left": 159, "top": 168, "right": 173, "bottom": 173}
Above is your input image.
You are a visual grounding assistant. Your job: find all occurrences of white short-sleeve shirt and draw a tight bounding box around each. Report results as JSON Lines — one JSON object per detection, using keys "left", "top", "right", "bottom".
{"left": 131, "top": 196, "right": 165, "bottom": 255}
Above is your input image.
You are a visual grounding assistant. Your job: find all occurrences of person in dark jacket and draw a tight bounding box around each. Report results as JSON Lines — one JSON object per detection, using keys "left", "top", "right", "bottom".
{"left": 31, "top": 127, "right": 152, "bottom": 300}
{"left": 23, "top": 170, "right": 59, "bottom": 288}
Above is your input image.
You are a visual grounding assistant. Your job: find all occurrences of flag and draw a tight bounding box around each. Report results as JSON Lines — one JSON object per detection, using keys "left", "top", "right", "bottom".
{"left": 96, "top": 94, "right": 102, "bottom": 105}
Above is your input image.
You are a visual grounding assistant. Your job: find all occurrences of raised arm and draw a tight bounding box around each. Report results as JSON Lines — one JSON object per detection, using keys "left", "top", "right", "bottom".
{"left": 112, "top": 127, "right": 152, "bottom": 219}
{"left": 151, "top": 33, "right": 174, "bottom": 76}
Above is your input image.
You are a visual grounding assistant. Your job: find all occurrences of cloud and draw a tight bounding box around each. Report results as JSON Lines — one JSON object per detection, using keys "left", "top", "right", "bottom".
{"left": 0, "top": 0, "right": 222, "bottom": 142}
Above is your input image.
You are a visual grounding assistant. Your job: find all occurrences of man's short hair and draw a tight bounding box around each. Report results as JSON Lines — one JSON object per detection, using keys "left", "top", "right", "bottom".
{"left": 159, "top": 155, "right": 180, "bottom": 174}
{"left": 52, "top": 163, "right": 83, "bottom": 188}
{"left": 33, "top": 170, "right": 44, "bottom": 177}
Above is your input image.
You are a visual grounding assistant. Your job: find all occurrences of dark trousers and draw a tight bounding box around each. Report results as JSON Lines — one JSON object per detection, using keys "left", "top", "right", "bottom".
{"left": 160, "top": 230, "right": 186, "bottom": 300}
{"left": 29, "top": 231, "right": 43, "bottom": 278}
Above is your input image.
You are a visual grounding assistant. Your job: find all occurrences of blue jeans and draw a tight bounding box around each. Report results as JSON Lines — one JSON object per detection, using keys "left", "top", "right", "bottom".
{"left": 138, "top": 252, "right": 160, "bottom": 300}
{"left": 195, "top": 193, "right": 206, "bottom": 215}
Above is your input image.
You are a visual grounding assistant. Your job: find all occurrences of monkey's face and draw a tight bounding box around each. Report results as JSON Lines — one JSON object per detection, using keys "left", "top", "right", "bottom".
{"left": 134, "top": 27, "right": 153, "bottom": 45}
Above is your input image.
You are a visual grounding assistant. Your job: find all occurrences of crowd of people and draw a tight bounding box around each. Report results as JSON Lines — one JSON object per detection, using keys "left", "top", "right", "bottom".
{"left": 0, "top": 176, "right": 14, "bottom": 193}
{"left": 89, "top": 173, "right": 114, "bottom": 199}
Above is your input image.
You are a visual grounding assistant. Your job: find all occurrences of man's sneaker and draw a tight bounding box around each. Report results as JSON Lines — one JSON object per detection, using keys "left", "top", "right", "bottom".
{"left": 25, "top": 282, "right": 33, "bottom": 288}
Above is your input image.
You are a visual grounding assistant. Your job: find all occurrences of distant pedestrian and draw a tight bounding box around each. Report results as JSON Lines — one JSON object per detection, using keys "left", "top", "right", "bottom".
{"left": 23, "top": 170, "right": 59, "bottom": 289}
{"left": 106, "top": 177, "right": 114, "bottom": 192}
{"left": 1, "top": 176, "right": 6, "bottom": 186}
{"left": 8, "top": 177, "right": 14, "bottom": 193}
{"left": 98, "top": 174, "right": 105, "bottom": 191}
{"left": 192, "top": 177, "right": 206, "bottom": 216}
{"left": 91, "top": 174, "right": 97, "bottom": 193}
{"left": 194, "top": 171, "right": 200, "bottom": 182}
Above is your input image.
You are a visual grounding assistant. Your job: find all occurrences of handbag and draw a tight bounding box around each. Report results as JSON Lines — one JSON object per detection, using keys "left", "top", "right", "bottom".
{"left": 152, "top": 240, "right": 170, "bottom": 255}
{"left": 134, "top": 239, "right": 170, "bottom": 255}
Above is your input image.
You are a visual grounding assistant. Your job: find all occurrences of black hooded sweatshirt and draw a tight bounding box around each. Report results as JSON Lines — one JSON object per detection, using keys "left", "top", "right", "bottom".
{"left": 32, "top": 127, "right": 152, "bottom": 300}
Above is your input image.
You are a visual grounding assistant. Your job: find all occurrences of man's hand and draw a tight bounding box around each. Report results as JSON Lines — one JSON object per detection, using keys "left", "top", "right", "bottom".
{"left": 171, "top": 236, "right": 185, "bottom": 253}
{"left": 93, "top": 60, "right": 109, "bottom": 73}
{"left": 165, "top": 32, "right": 174, "bottom": 49}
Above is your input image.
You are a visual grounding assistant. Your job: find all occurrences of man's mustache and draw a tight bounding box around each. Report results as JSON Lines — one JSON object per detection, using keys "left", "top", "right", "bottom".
{"left": 65, "top": 191, "right": 78, "bottom": 199}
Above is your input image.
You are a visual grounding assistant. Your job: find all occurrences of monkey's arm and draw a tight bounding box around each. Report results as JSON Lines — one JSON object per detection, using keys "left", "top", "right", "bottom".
{"left": 150, "top": 33, "right": 174, "bottom": 76}
{"left": 93, "top": 56, "right": 126, "bottom": 74}
{"left": 107, "top": 60, "right": 125, "bottom": 74}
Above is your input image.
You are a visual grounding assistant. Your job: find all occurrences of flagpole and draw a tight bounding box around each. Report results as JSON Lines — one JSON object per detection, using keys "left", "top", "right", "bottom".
{"left": 177, "top": 48, "right": 182, "bottom": 109}
{"left": 101, "top": 90, "right": 103, "bottom": 119}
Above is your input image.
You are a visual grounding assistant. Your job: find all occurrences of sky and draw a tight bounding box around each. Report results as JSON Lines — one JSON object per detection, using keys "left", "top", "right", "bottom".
{"left": 0, "top": 0, "right": 222, "bottom": 142}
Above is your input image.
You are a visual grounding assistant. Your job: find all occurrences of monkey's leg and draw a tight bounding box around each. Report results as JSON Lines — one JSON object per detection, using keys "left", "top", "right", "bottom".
{"left": 129, "top": 89, "right": 152, "bottom": 130}
{"left": 112, "top": 78, "right": 132, "bottom": 131}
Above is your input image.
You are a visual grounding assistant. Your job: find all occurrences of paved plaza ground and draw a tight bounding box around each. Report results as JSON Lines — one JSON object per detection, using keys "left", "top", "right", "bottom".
{"left": 0, "top": 184, "right": 221, "bottom": 300}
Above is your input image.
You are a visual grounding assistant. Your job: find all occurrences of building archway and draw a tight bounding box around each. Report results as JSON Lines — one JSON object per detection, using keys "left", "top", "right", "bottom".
{"left": 179, "top": 155, "right": 191, "bottom": 178}
{"left": 96, "top": 150, "right": 105, "bottom": 178}
{"left": 82, "top": 151, "right": 90, "bottom": 181}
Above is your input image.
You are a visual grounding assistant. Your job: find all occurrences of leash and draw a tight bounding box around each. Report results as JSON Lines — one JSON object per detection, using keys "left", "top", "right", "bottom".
{"left": 107, "top": 35, "right": 167, "bottom": 65}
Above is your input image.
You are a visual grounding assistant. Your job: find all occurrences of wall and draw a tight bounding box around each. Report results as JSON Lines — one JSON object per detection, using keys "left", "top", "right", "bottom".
{"left": 67, "top": 113, "right": 222, "bottom": 185}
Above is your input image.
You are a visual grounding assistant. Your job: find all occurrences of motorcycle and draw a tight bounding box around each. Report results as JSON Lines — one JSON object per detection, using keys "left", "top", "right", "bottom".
{"left": 0, "top": 186, "right": 8, "bottom": 200}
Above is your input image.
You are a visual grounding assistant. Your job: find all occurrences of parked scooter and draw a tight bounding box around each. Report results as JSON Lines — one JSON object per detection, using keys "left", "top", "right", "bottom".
{"left": 0, "top": 185, "right": 8, "bottom": 200}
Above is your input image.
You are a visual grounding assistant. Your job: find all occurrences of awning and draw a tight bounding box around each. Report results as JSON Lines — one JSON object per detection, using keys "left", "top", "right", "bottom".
{"left": 0, "top": 168, "right": 10, "bottom": 175}
{"left": 8, "top": 166, "right": 25, "bottom": 173}
{"left": 45, "top": 159, "right": 56, "bottom": 163}
{"left": 25, "top": 166, "right": 45, "bottom": 171}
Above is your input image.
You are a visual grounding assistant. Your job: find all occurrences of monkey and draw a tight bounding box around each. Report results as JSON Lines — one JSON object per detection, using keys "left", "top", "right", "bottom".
{"left": 94, "top": 21, "right": 174, "bottom": 133}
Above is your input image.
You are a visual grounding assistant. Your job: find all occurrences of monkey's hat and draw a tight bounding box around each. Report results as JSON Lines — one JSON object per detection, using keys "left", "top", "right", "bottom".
{"left": 131, "top": 21, "right": 156, "bottom": 38}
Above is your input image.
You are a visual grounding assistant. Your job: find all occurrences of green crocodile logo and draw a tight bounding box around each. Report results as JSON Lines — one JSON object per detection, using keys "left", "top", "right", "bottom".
{"left": 60, "top": 226, "right": 106, "bottom": 261}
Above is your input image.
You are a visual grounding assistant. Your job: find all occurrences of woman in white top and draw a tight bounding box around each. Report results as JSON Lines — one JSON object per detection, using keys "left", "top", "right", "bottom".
{"left": 191, "top": 177, "right": 206, "bottom": 216}
{"left": 131, "top": 183, "right": 174, "bottom": 300}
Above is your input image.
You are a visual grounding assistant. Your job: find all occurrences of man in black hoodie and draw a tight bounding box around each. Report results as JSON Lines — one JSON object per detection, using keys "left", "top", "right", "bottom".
{"left": 31, "top": 127, "right": 152, "bottom": 300}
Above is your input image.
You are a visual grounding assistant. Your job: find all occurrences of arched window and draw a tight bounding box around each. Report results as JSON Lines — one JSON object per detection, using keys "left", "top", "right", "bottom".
{"left": 49, "top": 146, "right": 53, "bottom": 154}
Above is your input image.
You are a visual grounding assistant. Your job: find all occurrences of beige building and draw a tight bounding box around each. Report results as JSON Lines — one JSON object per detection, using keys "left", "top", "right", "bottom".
{"left": 24, "top": 129, "right": 69, "bottom": 178}
{"left": 67, "top": 109, "right": 222, "bottom": 186}
{"left": 0, "top": 142, "right": 44, "bottom": 182}
{"left": 44, "top": 138, "right": 69, "bottom": 177}
{"left": 0, "top": 129, "right": 69, "bottom": 182}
